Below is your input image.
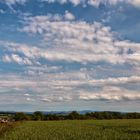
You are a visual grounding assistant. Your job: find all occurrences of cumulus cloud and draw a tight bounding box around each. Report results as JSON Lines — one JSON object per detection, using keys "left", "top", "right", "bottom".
{"left": 0, "top": 71, "right": 139, "bottom": 103}
{"left": 79, "top": 86, "right": 140, "bottom": 101}
{"left": 131, "top": 0, "right": 140, "bottom": 7}
{"left": 41, "top": 0, "right": 140, "bottom": 7}
{"left": 64, "top": 11, "right": 75, "bottom": 20}
{"left": 2, "top": 0, "right": 140, "bottom": 8}
{"left": 0, "top": 70, "right": 139, "bottom": 92}
{"left": 41, "top": 0, "right": 81, "bottom": 6}
{"left": 40, "top": 95, "right": 72, "bottom": 102}
{"left": 3, "top": 0, "right": 26, "bottom": 5}
{"left": 0, "top": 7, "right": 139, "bottom": 107}
{"left": 0, "top": 11, "right": 140, "bottom": 66}
{"left": 19, "top": 14, "right": 140, "bottom": 65}
{"left": 0, "top": 11, "right": 139, "bottom": 105}
{"left": 2, "top": 54, "right": 32, "bottom": 65}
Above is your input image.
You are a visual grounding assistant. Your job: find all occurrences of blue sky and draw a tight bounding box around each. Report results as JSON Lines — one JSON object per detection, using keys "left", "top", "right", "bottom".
{"left": 0, "top": 0, "right": 140, "bottom": 112}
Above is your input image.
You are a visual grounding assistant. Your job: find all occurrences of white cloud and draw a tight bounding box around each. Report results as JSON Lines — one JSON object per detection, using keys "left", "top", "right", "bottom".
{"left": 2, "top": 54, "right": 33, "bottom": 65}
{"left": 0, "top": 9, "right": 139, "bottom": 106}
{"left": 69, "top": 0, "right": 81, "bottom": 6}
{"left": 79, "top": 86, "right": 140, "bottom": 101}
{"left": 0, "top": 71, "right": 139, "bottom": 91}
{"left": 41, "top": 0, "right": 67, "bottom": 4}
{"left": 19, "top": 14, "right": 140, "bottom": 65}
{"left": 3, "top": 0, "right": 26, "bottom": 5}
{"left": 0, "top": 11, "right": 140, "bottom": 66}
{"left": 88, "top": 0, "right": 101, "bottom": 7}
{"left": 0, "top": 47, "right": 139, "bottom": 106}
{"left": 40, "top": 95, "right": 72, "bottom": 102}
{"left": 42, "top": 0, "right": 81, "bottom": 6}
{"left": 64, "top": 11, "right": 75, "bottom": 20}
{"left": 2, "top": 0, "right": 140, "bottom": 7}
{"left": 131, "top": 0, "right": 140, "bottom": 7}
{"left": 2, "top": 55, "right": 12, "bottom": 63}
{"left": 82, "top": 76, "right": 140, "bottom": 86}
{"left": 0, "top": 0, "right": 140, "bottom": 111}
{"left": 40, "top": 0, "right": 140, "bottom": 7}
{"left": 0, "top": 71, "right": 139, "bottom": 102}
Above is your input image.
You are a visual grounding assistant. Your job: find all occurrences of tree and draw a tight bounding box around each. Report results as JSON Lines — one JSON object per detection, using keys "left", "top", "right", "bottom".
{"left": 14, "top": 112, "right": 28, "bottom": 121}
{"left": 67, "top": 111, "right": 80, "bottom": 120}
{"left": 32, "top": 111, "right": 44, "bottom": 121}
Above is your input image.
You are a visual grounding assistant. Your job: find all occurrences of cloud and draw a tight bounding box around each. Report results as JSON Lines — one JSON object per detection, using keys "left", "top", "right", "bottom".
{"left": 41, "top": 0, "right": 140, "bottom": 7}
{"left": 0, "top": 71, "right": 139, "bottom": 103}
{"left": 19, "top": 14, "right": 140, "bottom": 65}
{"left": 0, "top": 70, "right": 139, "bottom": 92}
{"left": 0, "top": 41, "right": 40, "bottom": 65}
{"left": 40, "top": 95, "right": 72, "bottom": 102}
{"left": 79, "top": 86, "right": 140, "bottom": 101}
{"left": 131, "top": 0, "right": 140, "bottom": 7}
{"left": 3, "top": 0, "right": 26, "bottom": 5}
{"left": 0, "top": 9, "right": 5, "bottom": 14}
{"left": 87, "top": 0, "right": 101, "bottom": 7}
{"left": 64, "top": 11, "right": 75, "bottom": 20}
{"left": 0, "top": 12, "right": 139, "bottom": 105}
{"left": 41, "top": 0, "right": 81, "bottom": 6}
{"left": 0, "top": 7, "right": 139, "bottom": 107}
{"left": 2, "top": 54, "right": 32, "bottom": 65}
{"left": 0, "top": 11, "right": 140, "bottom": 66}
{"left": 2, "top": 0, "right": 140, "bottom": 8}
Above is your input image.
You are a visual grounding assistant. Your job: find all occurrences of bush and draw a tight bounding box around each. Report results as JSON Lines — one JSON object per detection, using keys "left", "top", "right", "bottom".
{"left": 14, "top": 112, "right": 28, "bottom": 121}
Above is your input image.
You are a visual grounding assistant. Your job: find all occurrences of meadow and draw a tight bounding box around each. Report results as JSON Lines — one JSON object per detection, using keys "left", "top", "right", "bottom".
{"left": 0, "top": 123, "right": 17, "bottom": 137}
{"left": 0, "top": 119, "right": 140, "bottom": 140}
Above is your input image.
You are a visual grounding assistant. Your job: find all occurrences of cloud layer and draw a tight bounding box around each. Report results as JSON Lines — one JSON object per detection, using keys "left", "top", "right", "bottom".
{"left": 19, "top": 14, "right": 140, "bottom": 66}
{"left": 2, "top": 0, "right": 140, "bottom": 8}
{"left": 3, "top": 0, "right": 26, "bottom": 5}
{"left": 0, "top": 12, "right": 139, "bottom": 106}
{"left": 0, "top": 0, "right": 140, "bottom": 111}
{"left": 42, "top": 0, "right": 140, "bottom": 7}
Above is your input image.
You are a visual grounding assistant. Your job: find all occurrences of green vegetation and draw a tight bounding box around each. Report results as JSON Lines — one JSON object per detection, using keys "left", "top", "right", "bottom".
{"left": 0, "top": 123, "right": 17, "bottom": 137}
{"left": 1, "top": 120, "right": 140, "bottom": 140}
{"left": 1, "top": 111, "right": 140, "bottom": 121}
{"left": 1, "top": 111, "right": 140, "bottom": 140}
{"left": 13, "top": 111, "right": 140, "bottom": 121}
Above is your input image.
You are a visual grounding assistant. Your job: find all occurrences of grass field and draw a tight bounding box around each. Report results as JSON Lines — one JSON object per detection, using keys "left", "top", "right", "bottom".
{"left": 0, "top": 120, "right": 140, "bottom": 140}
{"left": 0, "top": 123, "right": 17, "bottom": 137}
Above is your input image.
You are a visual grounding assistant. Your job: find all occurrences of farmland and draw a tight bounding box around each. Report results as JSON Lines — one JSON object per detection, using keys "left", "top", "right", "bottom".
{"left": 0, "top": 119, "right": 140, "bottom": 140}
{"left": 0, "top": 123, "right": 17, "bottom": 137}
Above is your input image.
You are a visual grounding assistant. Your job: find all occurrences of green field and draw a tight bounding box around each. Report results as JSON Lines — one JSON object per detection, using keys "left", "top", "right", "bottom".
{"left": 0, "top": 123, "right": 17, "bottom": 137}
{"left": 0, "top": 120, "right": 140, "bottom": 140}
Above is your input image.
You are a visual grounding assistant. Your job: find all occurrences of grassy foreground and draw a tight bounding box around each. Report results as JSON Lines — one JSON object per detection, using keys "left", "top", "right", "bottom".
{"left": 0, "top": 123, "right": 18, "bottom": 137}
{"left": 0, "top": 119, "right": 140, "bottom": 140}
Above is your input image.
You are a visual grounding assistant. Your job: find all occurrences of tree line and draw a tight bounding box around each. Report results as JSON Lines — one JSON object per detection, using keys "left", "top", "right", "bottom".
{"left": 13, "top": 111, "right": 140, "bottom": 121}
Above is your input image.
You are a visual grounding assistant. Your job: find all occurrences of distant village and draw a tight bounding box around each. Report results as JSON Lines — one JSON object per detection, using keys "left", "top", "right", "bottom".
{"left": 0, "top": 112, "right": 15, "bottom": 123}
{"left": 0, "top": 117, "right": 15, "bottom": 123}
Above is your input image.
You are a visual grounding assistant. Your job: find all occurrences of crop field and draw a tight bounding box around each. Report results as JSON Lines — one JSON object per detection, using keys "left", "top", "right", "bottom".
{"left": 0, "top": 120, "right": 140, "bottom": 140}
{"left": 0, "top": 123, "right": 17, "bottom": 137}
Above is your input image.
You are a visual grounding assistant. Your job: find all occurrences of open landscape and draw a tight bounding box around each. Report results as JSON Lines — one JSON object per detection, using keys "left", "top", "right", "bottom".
{"left": 0, "top": 120, "right": 140, "bottom": 140}
{"left": 0, "top": 112, "right": 140, "bottom": 140}
{"left": 0, "top": 0, "right": 140, "bottom": 139}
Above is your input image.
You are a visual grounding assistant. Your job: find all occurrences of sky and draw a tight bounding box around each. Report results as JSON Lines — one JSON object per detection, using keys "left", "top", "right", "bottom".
{"left": 0, "top": 0, "right": 140, "bottom": 112}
